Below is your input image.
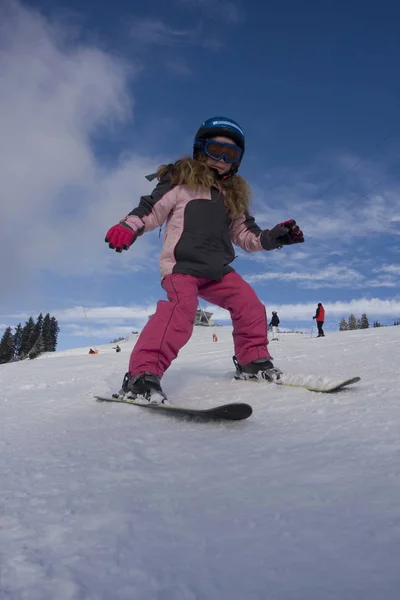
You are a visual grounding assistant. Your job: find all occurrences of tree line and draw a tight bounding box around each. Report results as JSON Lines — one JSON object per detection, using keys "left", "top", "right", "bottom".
{"left": 0, "top": 313, "right": 60, "bottom": 364}
{"left": 339, "top": 314, "right": 400, "bottom": 330}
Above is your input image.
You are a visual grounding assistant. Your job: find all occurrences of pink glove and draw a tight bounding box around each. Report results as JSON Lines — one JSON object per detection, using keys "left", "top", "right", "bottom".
{"left": 105, "top": 217, "right": 143, "bottom": 253}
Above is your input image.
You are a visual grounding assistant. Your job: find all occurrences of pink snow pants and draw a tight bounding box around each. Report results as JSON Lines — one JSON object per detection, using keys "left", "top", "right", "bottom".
{"left": 129, "top": 272, "right": 271, "bottom": 378}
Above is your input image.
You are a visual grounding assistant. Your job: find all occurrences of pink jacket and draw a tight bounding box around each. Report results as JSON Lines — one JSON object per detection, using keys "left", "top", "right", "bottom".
{"left": 121, "top": 175, "right": 265, "bottom": 281}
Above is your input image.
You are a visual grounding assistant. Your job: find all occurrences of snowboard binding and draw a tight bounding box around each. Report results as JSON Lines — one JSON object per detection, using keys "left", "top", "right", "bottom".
{"left": 232, "top": 355, "right": 282, "bottom": 383}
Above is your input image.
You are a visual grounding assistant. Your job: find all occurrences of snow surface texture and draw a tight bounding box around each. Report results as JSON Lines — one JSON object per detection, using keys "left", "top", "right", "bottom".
{"left": 1, "top": 326, "right": 400, "bottom": 600}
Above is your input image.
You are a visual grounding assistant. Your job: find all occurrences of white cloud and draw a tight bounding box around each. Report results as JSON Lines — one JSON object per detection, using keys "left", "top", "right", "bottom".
{"left": 64, "top": 323, "right": 141, "bottom": 340}
{"left": 3, "top": 303, "right": 158, "bottom": 339}
{"left": 165, "top": 58, "right": 192, "bottom": 76}
{"left": 3, "top": 296, "right": 400, "bottom": 343}
{"left": 380, "top": 264, "right": 400, "bottom": 275}
{"left": 202, "top": 298, "right": 400, "bottom": 322}
{"left": 268, "top": 298, "right": 400, "bottom": 320}
{"left": 58, "top": 305, "right": 157, "bottom": 322}
{"left": 246, "top": 265, "right": 364, "bottom": 287}
{"left": 5, "top": 303, "right": 157, "bottom": 325}
{"left": 255, "top": 157, "right": 400, "bottom": 244}
{"left": 130, "top": 18, "right": 200, "bottom": 46}
{"left": 243, "top": 156, "right": 400, "bottom": 293}
{"left": 128, "top": 16, "right": 222, "bottom": 50}
{"left": 243, "top": 263, "right": 400, "bottom": 290}
{"left": 0, "top": 1, "right": 162, "bottom": 294}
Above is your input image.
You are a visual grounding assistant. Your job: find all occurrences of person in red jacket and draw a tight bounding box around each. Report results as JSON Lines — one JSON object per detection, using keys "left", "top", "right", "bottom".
{"left": 105, "top": 116, "right": 304, "bottom": 404}
{"left": 313, "top": 303, "right": 325, "bottom": 337}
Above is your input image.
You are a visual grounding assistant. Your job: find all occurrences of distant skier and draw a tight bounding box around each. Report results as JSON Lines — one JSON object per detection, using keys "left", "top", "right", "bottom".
{"left": 105, "top": 116, "right": 304, "bottom": 404}
{"left": 269, "top": 311, "right": 280, "bottom": 341}
{"left": 313, "top": 303, "right": 325, "bottom": 337}
{"left": 114, "top": 345, "right": 121, "bottom": 353}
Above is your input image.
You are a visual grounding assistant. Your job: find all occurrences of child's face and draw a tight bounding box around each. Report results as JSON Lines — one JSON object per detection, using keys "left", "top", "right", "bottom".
{"left": 205, "top": 136, "right": 236, "bottom": 175}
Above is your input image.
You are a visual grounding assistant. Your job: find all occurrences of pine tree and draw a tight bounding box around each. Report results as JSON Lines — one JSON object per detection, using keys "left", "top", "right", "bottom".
{"left": 373, "top": 321, "right": 382, "bottom": 328}
{"left": 21, "top": 317, "right": 36, "bottom": 357}
{"left": 0, "top": 327, "right": 15, "bottom": 364}
{"left": 50, "top": 316, "right": 60, "bottom": 351}
{"left": 359, "top": 313, "right": 369, "bottom": 329}
{"left": 348, "top": 314, "right": 357, "bottom": 330}
{"left": 31, "top": 313, "right": 44, "bottom": 349}
{"left": 13, "top": 323, "right": 23, "bottom": 359}
{"left": 29, "top": 334, "right": 45, "bottom": 359}
{"left": 42, "top": 313, "right": 53, "bottom": 351}
{"left": 339, "top": 318, "right": 349, "bottom": 331}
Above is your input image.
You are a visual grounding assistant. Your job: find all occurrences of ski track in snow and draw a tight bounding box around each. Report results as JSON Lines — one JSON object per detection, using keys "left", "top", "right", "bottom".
{"left": 1, "top": 326, "right": 400, "bottom": 599}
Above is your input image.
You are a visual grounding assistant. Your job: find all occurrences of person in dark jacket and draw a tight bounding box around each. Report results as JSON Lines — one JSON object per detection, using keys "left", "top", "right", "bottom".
{"left": 313, "top": 303, "right": 325, "bottom": 337}
{"left": 105, "top": 116, "right": 305, "bottom": 403}
{"left": 269, "top": 311, "right": 280, "bottom": 340}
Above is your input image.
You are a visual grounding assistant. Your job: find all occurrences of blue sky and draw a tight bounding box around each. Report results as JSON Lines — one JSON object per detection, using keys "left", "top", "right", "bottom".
{"left": 1, "top": 0, "right": 399, "bottom": 350}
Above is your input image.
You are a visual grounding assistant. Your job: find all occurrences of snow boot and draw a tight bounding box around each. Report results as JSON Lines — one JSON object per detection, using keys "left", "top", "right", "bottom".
{"left": 232, "top": 355, "right": 282, "bottom": 382}
{"left": 119, "top": 372, "right": 169, "bottom": 405}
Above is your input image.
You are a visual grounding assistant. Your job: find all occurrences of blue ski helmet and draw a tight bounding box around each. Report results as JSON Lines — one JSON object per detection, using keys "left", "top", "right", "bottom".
{"left": 193, "top": 117, "right": 245, "bottom": 171}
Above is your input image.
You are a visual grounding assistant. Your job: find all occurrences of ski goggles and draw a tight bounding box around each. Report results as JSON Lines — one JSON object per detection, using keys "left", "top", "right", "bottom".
{"left": 195, "top": 139, "right": 243, "bottom": 164}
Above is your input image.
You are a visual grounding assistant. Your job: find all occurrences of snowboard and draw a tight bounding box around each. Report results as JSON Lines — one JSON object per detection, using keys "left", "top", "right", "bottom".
{"left": 94, "top": 396, "right": 252, "bottom": 421}
{"left": 235, "top": 374, "right": 361, "bottom": 393}
{"left": 275, "top": 375, "right": 361, "bottom": 392}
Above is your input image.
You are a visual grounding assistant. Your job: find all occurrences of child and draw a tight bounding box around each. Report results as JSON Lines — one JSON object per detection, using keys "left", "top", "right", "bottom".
{"left": 105, "top": 117, "right": 304, "bottom": 403}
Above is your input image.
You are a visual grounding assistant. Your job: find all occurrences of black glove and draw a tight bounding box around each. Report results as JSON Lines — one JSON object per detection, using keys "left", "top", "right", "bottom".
{"left": 260, "top": 219, "right": 304, "bottom": 250}
{"left": 276, "top": 219, "right": 304, "bottom": 245}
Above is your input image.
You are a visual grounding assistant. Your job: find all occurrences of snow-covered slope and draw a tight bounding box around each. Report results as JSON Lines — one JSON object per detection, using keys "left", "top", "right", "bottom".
{"left": 1, "top": 326, "right": 400, "bottom": 599}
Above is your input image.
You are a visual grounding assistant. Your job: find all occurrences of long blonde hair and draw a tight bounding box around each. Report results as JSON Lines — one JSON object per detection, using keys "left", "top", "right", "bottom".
{"left": 156, "top": 156, "right": 251, "bottom": 218}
